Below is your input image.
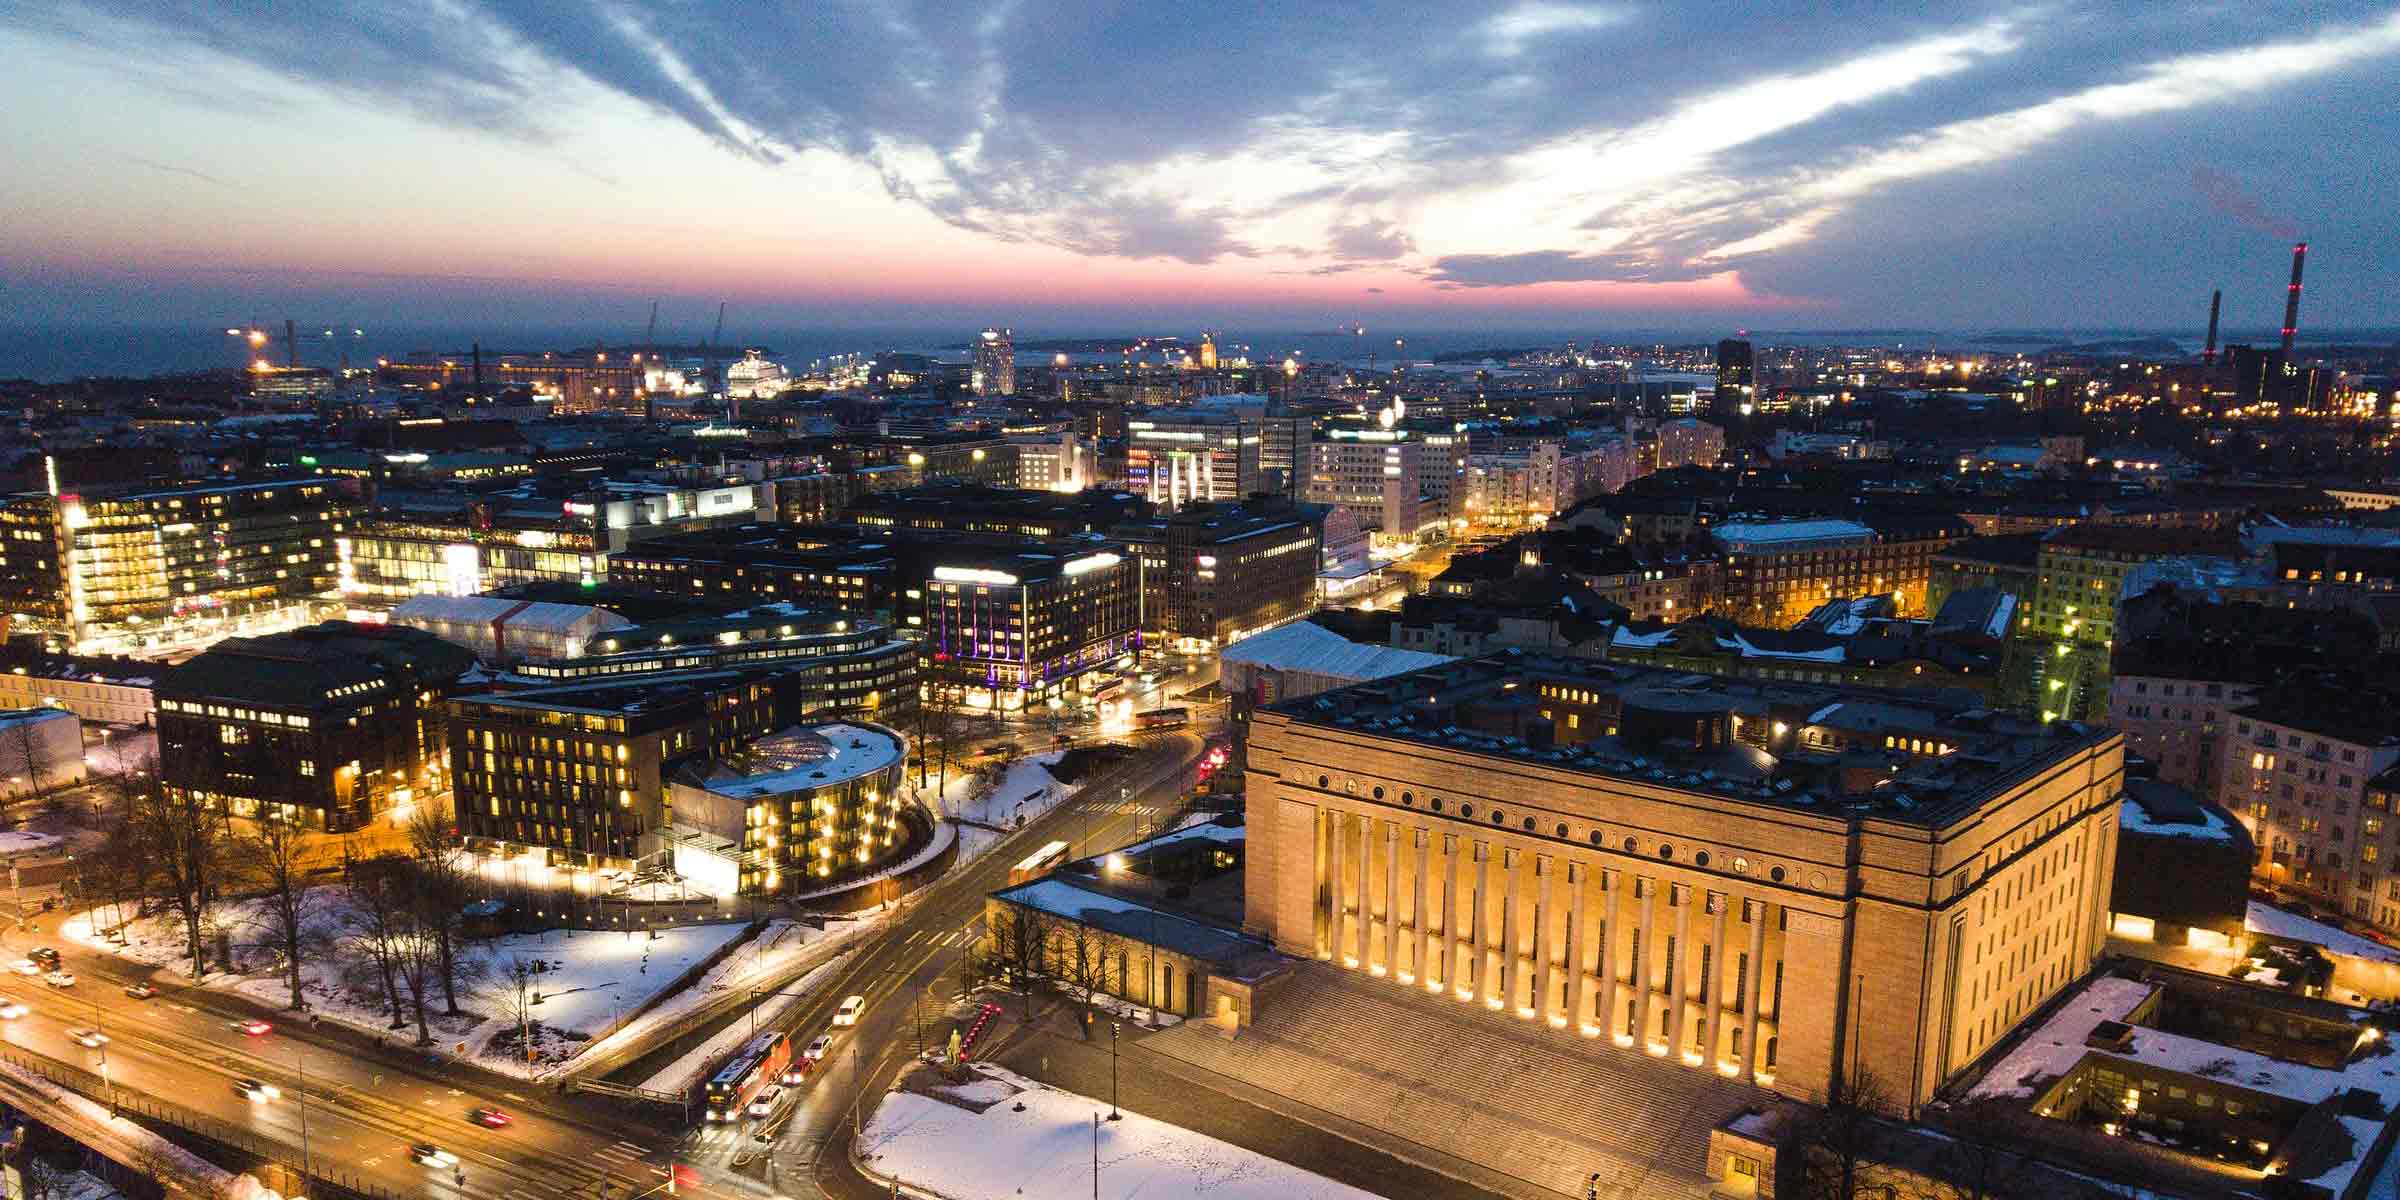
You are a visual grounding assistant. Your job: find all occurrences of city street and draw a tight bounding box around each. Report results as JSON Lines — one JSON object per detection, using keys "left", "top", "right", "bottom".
{"left": 0, "top": 660, "right": 1238, "bottom": 1200}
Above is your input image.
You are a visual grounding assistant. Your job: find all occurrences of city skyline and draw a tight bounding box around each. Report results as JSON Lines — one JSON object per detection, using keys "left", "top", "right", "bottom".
{"left": 4, "top": 3, "right": 2400, "bottom": 332}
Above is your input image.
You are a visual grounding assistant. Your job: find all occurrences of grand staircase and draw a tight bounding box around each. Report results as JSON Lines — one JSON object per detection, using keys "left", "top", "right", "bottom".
{"left": 1143, "top": 961, "right": 1769, "bottom": 1198}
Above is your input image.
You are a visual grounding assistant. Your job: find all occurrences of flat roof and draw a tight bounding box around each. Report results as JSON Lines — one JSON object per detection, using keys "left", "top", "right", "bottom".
{"left": 1267, "top": 652, "right": 2106, "bottom": 827}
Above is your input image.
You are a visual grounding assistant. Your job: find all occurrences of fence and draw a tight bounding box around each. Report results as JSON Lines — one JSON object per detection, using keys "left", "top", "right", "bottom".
{"left": 0, "top": 1043, "right": 407, "bottom": 1200}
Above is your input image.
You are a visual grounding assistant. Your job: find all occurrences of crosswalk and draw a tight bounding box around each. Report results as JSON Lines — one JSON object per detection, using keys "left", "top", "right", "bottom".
{"left": 903, "top": 926, "right": 979, "bottom": 950}
{"left": 1071, "top": 799, "right": 1153, "bottom": 816}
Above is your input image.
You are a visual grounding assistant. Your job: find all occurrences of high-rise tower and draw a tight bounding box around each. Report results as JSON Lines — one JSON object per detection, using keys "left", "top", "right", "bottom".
{"left": 973, "top": 327, "right": 1015, "bottom": 396}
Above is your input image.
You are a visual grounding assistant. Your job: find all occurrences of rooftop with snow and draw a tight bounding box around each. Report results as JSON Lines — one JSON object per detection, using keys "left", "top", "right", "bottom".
{"left": 1269, "top": 651, "right": 2107, "bottom": 826}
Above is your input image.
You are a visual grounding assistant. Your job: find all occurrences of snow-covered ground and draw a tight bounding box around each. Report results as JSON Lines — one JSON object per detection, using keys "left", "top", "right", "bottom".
{"left": 585, "top": 910, "right": 880, "bottom": 1079}
{"left": 947, "top": 753, "right": 1083, "bottom": 863}
{"left": 63, "top": 892, "right": 751, "bottom": 1077}
{"left": 0, "top": 830, "right": 62, "bottom": 857}
{"left": 860, "top": 1063, "right": 1386, "bottom": 1200}
{"left": 2249, "top": 901, "right": 2400, "bottom": 965}
{"left": 637, "top": 949, "right": 857, "bottom": 1092}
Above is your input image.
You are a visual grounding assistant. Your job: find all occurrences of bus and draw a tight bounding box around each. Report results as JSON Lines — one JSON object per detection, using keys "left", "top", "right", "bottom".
{"left": 704, "top": 1031, "right": 793, "bottom": 1121}
{"left": 1087, "top": 678, "right": 1125, "bottom": 704}
{"left": 1135, "top": 706, "right": 1190, "bottom": 730}
{"left": 1009, "top": 840, "right": 1072, "bottom": 884}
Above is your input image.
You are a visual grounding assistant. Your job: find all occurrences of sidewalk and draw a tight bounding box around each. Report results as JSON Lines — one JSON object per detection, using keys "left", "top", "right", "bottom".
{"left": 975, "top": 995, "right": 1508, "bottom": 1200}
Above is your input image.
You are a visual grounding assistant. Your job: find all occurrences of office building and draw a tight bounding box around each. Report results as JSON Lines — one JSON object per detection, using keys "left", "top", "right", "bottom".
{"left": 973, "top": 327, "right": 1015, "bottom": 397}
{"left": 155, "top": 622, "right": 476, "bottom": 830}
{"left": 1652, "top": 418, "right": 1725, "bottom": 473}
{"left": 668, "top": 721, "right": 912, "bottom": 893}
{"left": 1713, "top": 340, "right": 1754, "bottom": 410}
{"left": 1125, "top": 410, "right": 1261, "bottom": 510}
{"left": 1710, "top": 513, "right": 1969, "bottom": 627}
{"left": 2222, "top": 676, "right": 2400, "bottom": 930}
{"left": 1114, "top": 501, "right": 1322, "bottom": 648}
{"left": 1304, "top": 430, "right": 1442, "bottom": 552}
{"left": 920, "top": 544, "right": 1137, "bottom": 710}
{"left": 0, "top": 476, "right": 361, "bottom": 655}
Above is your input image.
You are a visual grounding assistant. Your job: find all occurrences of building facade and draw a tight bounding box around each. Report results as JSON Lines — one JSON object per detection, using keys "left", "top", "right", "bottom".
{"left": 1125, "top": 411, "right": 1260, "bottom": 510}
{"left": 972, "top": 328, "right": 1015, "bottom": 397}
{"left": 1244, "top": 655, "right": 2123, "bottom": 1112}
{"left": 155, "top": 622, "right": 475, "bottom": 830}
{"left": 1711, "top": 514, "right": 1968, "bottom": 628}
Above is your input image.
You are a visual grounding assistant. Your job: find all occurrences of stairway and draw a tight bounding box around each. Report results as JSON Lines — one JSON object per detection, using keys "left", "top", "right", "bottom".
{"left": 1145, "top": 962, "right": 1767, "bottom": 1198}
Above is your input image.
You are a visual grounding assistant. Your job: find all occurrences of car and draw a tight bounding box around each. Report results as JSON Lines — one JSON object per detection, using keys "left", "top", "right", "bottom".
{"left": 229, "top": 1019, "right": 273, "bottom": 1036}
{"left": 123, "top": 983, "right": 157, "bottom": 1000}
{"left": 233, "top": 1078, "right": 279, "bottom": 1102}
{"left": 832, "top": 994, "right": 865, "bottom": 1027}
{"left": 803, "top": 1034, "right": 833, "bottom": 1063}
{"left": 0, "top": 996, "right": 24, "bottom": 1020}
{"left": 28, "top": 949, "right": 59, "bottom": 970}
{"left": 7, "top": 960, "right": 37, "bottom": 976}
{"left": 409, "top": 1145, "right": 458, "bottom": 1168}
{"left": 470, "top": 1107, "right": 512, "bottom": 1128}
{"left": 746, "top": 1086, "right": 782, "bottom": 1119}
{"left": 65, "top": 1028, "right": 107, "bottom": 1048}
{"left": 42, "top": 971, "right": 73, "bottom": 989}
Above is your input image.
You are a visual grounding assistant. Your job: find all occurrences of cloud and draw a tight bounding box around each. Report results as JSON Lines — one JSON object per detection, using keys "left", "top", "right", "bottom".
{"left": 124, "top": 156, "right": 231, "bottom": 188}
{"left": 1479, "top": 3, "right": 1629, "bottom": 58}
{"left": 11, "top": 0, "right": 2400, "bottom": 303}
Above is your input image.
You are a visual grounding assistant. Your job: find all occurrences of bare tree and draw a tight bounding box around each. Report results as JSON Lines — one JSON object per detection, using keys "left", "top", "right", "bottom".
{"left": 0, "top": 715, "right": 62, "bottom": 802}
{"left": 237, "top": 812, "right": 317, "bottom": 1011}
{"left": 338, "top": 849, "right": 407, "bottom": 1027}
{"left": 1923, "top": 1132, "right": 2042, "bottom": 1200}
{"left": 985, "top": 905, "right": 1056, "bottom": 1022}
{"left": 406, "top": 806, "right": 472, "bottom": 1015}
{"left": 123, "top": 778, "right": 228, "bottom": 979}
{"left": 1785, "top": 1067, "right": 1903, "bottom": 1200}
{"left": 389, "top": 865, "right": 442, "bottom": 1046}
{"left": 1061, "top": 920, "right": 1109, "bottom": 1039}
{"left": 912, "top": 693, "right": 975, "bottom": 802}
{"left": 484, "top": 956, "right": 542, "bottom": 1066}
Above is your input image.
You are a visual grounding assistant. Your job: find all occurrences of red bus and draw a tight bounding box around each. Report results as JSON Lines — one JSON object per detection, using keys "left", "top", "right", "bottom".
{"left": 704, "top": 1031, "right": 792, "bottom": 1121}
{"left": 1009, "top": 840, "right": 1073, "bottom": 884}
{"left": 1136, "top": 706, "right": 1190, "bottom": 730}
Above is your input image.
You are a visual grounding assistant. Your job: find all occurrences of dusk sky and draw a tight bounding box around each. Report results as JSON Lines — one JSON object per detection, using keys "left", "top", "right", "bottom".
{"left": 5, "top": 2, "right": 2399, "bottom": 334}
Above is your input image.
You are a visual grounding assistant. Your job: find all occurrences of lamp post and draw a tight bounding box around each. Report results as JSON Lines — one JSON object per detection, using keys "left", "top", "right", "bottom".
{"left": 1108, "top": 1021, "right": 1121, "bottom": 1121}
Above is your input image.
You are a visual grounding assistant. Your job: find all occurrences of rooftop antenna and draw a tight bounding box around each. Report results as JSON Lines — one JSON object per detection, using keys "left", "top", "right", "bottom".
{"left": 708, "top": 301, "right": 730, "bottom": 420}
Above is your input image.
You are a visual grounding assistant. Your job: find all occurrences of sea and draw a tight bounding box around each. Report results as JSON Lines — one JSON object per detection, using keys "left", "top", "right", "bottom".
{"left": 0, "top": 322, "right": 2371, "bottom": 384}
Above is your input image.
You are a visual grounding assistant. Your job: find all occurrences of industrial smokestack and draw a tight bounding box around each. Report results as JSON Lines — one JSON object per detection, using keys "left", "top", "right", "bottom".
{"left": 2203, "top": 289, "right": 2221, "bottom": 366}
{"left": 285, "top": 319, "right": 298, "bottom": 369}
{"left": 2279, "top": 242, "right": 2306, "bottom": 357}
{"left": 471, "top": 341, "right": 485, "bottom": 403}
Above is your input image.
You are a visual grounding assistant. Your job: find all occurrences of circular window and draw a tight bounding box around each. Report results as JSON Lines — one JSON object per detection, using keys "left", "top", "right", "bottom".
{"left": 1694, "top": 850, "right": 1711, "bottom": 868}
{"left": 1430, "top": 798, "right": 1444, "bottom": 813}
{"left": 1402, "top": 791, "right": 1414, "bottom": 804}
{"left": 1658, "top": 844, "right": 1675, "bottom": 861}
{"left": 1372, "top": 786, "right": 1384, "bottom": 799}
{"left": 1589, "top": 831, "right": 1606, "bottom": 846}
{"left": 1491, "top": 809, "right": 1506, "bottom": 825}
{"left": 1809, "top": 870, "right": 1829, "bottom": 890}
{"left": 1460, "top": 804, "right": 1474, "bottom": 819}
{"left": 1317, "top": 775, "right": 1329, "bottom": 788}
{"left": 1623, "top": 835, "right": 1638, "bottom": 852}
{"left": 1523, "top": 817, "right": 1537, "bottom": 832}
{"left": 1555, "top": 822, "right": 1569, "bottom": 838}
{"left": 1769, "top": 866, "right": 1787, "bottom": 883}
{"left": 1732, "top": 856, "right": 1750, "bottom": 874}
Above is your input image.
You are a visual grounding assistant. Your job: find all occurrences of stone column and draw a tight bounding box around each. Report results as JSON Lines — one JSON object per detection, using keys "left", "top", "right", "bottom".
{"left": 1672, "top": 884, "right": 1693, "bottom": 1059}
{"left": 1596, "top": 870, "right": 1616, "bottom": 1041}
{"left": 1535, "top": 856, "right": 1556, "bottom": 1023}
{"left": 1411, "top": 828, "right": 1431, "bottom": 984}
{"left": 1499, "top": 847, "right": 1521, "bottom": 1011}
{"left": 1327, "top": 809, "right": 1347, "bottom": 963}
{"left": 1313, "top": 806, "right": 1332, "bottom": 959}
{"left": 1706, "top": 892, "right": 1729, "bottom": 1071}
{"left": 1566, "top": 862, "right": 1588, "bottom": 1030}
{"left": 1382, "top": 821, "right": 1400, "bottom": 977}
{"left": 1361, "top": 815, "right": 1376, "bottom": 964}
{"left": 1636, "top": 878, "right": 1655, "bottom": 1049}
{"left": 1744, "top": 899, "right": 1767, "bottom": 1081}
{"left": 1440, "top": 833, "right": 1460, "bottom": 992}
{"left": 1469, "top": 842, "right": 1490, "bottom": 1001}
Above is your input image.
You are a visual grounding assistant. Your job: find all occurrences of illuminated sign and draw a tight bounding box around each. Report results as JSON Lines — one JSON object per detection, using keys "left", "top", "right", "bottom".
{"left": 1062, "top": 552, "right": 1122, "bottom": 577}
{"left": 934, "top": 567, "right": 1019, "bottom": 586}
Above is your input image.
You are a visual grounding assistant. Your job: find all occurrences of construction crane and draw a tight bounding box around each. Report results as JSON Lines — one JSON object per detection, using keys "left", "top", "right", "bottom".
{"left": 640, "top": 299, "right": 659, "bottom": 424}
{"left": 707, "top": 302, "right": 730, "bottom": 418}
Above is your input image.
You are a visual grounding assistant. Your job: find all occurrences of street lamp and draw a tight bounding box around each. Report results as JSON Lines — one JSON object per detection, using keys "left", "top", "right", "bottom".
{"left": 1108, "top": 1021, "right": 1121, "bottom": 1121}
